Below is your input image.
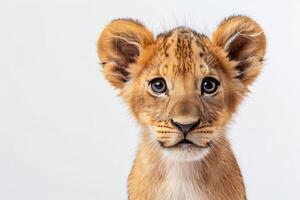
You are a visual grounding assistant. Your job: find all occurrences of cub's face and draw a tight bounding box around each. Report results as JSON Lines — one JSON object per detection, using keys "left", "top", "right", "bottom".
{"left": 97, "top": 16, "right": 266, "bottom": 161}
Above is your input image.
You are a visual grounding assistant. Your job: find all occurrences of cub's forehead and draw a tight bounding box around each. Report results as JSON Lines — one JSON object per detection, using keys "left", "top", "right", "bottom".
{"left": 153, "top": 27, "right": 218, "bottom": 77}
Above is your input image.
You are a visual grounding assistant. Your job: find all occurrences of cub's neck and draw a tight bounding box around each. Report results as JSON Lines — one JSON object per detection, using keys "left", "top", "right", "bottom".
{"left": 128, "top": 131, "right": 246, "bottom": 200}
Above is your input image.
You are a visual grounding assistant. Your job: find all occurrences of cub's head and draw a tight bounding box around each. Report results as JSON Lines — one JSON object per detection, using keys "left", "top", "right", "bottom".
{"left": 97, "top": 16, "right": 266, "bottom": 162}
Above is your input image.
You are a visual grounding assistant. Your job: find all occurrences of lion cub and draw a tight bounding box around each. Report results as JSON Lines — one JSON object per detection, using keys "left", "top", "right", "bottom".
{"left": 97, "top": 15, "right": 266, "bottom": 200}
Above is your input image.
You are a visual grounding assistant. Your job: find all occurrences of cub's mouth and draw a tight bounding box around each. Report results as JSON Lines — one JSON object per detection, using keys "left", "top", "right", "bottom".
{"left": 160, "top": 138, "right": 211, "bottom": 149}
{"left": 179, "top": 139, "right": 193, "bottom": 145}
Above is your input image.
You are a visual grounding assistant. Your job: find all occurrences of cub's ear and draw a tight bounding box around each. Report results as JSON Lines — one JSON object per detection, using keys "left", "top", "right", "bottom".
{"left": 212, "top": 16, "right": 266, "bottom": 86}
{"left": 97, "top": 19, "right": 154, "bottom": 89}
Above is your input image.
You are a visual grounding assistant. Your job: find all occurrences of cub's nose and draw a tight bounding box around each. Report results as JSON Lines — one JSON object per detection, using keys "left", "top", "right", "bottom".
{"left": 171, "top": 119, "right": 200, "bottom": 135}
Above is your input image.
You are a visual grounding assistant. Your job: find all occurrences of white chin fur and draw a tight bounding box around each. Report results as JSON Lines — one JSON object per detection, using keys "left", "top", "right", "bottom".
{"left": 162, "top": 146, "right": 210, "bottom": 162}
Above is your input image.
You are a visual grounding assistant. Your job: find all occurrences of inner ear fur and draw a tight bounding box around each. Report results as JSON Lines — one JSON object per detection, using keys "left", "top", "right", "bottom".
{"left": 97, "top": 19, "right": 154, "bottom": 89}
{"left": 212, "top": 15, "right": 266, "bottom": 86}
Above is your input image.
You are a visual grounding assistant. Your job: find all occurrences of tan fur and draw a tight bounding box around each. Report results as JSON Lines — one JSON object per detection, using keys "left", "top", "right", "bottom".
{"left": 97, "top": 15, "right": 266, "bottom": 200}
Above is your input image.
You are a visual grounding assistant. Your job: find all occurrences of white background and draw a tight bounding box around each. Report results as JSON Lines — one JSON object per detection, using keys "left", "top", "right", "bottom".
{"left": 1, "top": 0, "right": 300, "bottom": 199}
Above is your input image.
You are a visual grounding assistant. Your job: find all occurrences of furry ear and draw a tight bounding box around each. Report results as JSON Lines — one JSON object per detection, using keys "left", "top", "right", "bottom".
{"left": 97, "top": 19, "right": 154, "bottom": 89}
{"left": 212, "top": 16, "right": 266, "bottom": 86}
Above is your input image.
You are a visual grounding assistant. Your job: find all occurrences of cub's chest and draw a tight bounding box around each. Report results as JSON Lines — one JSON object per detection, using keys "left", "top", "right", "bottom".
{"left": 155, "top": 165, "right": 207, "bottom": 200}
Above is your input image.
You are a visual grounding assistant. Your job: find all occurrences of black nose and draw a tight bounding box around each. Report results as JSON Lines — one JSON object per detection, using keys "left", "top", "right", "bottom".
{"left": 171, "top": 119, "right": 200, "bottom": 135}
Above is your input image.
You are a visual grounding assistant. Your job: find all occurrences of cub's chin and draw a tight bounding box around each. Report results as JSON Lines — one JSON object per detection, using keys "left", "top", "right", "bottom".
{"left": 161, "top": 142, "right": 210, "bottom": 162}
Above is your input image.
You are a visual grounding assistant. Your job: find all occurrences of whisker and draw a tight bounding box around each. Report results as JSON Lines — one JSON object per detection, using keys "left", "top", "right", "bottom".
{"left": 156, "top": 125, "right": 174, "bottom": 129}
{"left": 157, "top": 137, "right": 172, "bottom": 139}
{"left": 192, "top": 131, "right": 213, "bottom": 134}
{"left": 156, "top": 131, "right": 179, "bottom": 134}
{"left": 196, "top": 125, "right": 213, "bottom": 129}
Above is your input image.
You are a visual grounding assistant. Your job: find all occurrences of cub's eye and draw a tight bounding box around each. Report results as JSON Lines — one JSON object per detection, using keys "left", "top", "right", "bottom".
{"left": 149, "top": 77, "right": 167, "bottom": 94}
{"left": 201, "top": 77, "right": 220, "bottom": 95}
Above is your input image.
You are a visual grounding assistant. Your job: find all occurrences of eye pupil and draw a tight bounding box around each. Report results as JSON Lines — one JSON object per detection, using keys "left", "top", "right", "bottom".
{"left": 203, "top": 81, "right": 215, "bottom": 90}
{"left": 150, "top": 78, "right": 167, "bottom": 94}
{"left": 201, "top": 77, "right": 220, "bottom": 94}
{"left": 154, "top": 82, "right": 162, "bottom": 88}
